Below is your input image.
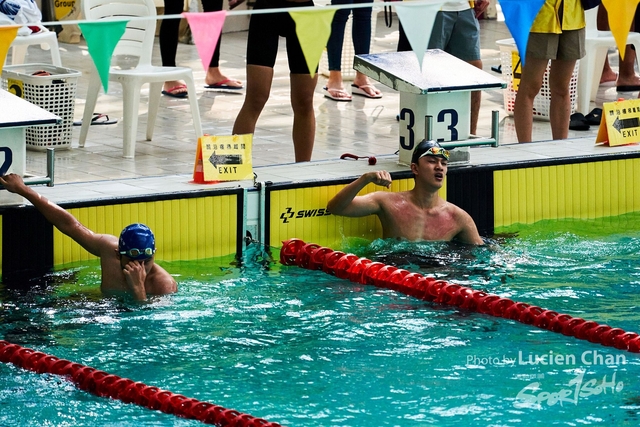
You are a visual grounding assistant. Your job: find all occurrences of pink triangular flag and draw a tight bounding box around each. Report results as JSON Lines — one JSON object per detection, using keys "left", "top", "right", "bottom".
{"left": 183, "top": 11, "right": 226, "bottom": 72}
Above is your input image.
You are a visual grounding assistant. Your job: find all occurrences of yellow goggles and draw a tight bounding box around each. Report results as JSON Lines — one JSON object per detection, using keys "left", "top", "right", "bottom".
{"left": 418, "top": 146, "right": 450, "bottom": 160}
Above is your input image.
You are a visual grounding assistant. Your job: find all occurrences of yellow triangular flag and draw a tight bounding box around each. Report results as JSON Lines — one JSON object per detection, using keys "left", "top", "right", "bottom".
{"left": 289, "top": 9, "right": 336, "bottom": 77}
{"left": 602, "top": 0, "right": 640, "bottom": 61}
{"left": 0, "top": 26, "right": 20, "bottom": 76}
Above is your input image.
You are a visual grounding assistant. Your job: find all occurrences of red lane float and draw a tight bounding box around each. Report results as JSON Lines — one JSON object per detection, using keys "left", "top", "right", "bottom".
{"left": 281, "top": 238, "right": 640, "bottom": 354}
{"left": 0, "top": 340, "right": 283, "bottom": 427}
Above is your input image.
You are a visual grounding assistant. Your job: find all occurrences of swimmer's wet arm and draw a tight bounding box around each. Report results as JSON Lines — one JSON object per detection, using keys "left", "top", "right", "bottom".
{"left": 327, "top": 171, "right": 391, "bottom": 217}
{"left": 454, "top": 210, "right": 484, "bottom": 245}
{"left": 0, "top": 174, "right": 106, "bottom": 256}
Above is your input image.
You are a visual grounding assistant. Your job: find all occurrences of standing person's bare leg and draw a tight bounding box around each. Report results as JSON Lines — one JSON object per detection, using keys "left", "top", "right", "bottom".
{"left": 548, "top": 59, "right": 578, "bottom": 140}
{"left": 290, "top": 73, "right": 318, "bottom": 162}
{"left": 513, "top": 57, "right": 548, "bottom": 143}
{"left": 233, "top": 65, "right": 274, "bottom": 135}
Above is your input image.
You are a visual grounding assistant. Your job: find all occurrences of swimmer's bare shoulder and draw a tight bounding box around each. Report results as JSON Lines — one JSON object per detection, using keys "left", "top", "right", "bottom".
{"left": 448, "top": 202, "right": 484, "bottom": 245}
{"left": 148, "top": 265, "right": 177, "bottom": 295}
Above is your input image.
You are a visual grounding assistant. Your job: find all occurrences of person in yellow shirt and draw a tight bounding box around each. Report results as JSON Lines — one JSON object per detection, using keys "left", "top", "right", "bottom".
{"left": 513, "top": 0, "right": 586, "bottom": 143}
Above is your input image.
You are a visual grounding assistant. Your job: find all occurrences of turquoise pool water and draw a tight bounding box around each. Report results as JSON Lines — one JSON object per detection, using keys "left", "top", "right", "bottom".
{"left": 2, "top": 215, "right": 640, "bottom": 426}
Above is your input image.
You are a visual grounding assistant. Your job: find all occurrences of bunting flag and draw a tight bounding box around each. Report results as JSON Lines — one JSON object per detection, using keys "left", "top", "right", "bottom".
{"left": 602, "top": 0, "right": 640, "bottom": 61}
{"left": 394, "top": 2, "right": 444, "bottom": 70}
{"left": 289, "top": 8, "right": 336, "bottom": 78}
{"left": 0, "top": 26, "right": 19, "bottom": 77}
{"left": 498, "top": 0, "right": 545, "bottom": 66}
{"left": 183, "top": 11, "right": 226, "bottom": 73}
{"left": 78, "top": 20, "right": 128, "bottom": 93}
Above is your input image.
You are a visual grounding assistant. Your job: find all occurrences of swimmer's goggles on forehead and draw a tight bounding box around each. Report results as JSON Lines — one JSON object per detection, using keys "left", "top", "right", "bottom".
{"left": 119, "top": 247, "right": 155, "bottom": 258}
{"left": 418, "top": 146, "right": 450, "bottom": 160}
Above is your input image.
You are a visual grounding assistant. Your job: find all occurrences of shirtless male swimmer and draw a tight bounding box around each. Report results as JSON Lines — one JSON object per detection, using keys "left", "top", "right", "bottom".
{"left": 0, "top": 174, "right": 177, "bottom": 301}
{"left": 327, "top": 140, "right": 484, "bottom": 245}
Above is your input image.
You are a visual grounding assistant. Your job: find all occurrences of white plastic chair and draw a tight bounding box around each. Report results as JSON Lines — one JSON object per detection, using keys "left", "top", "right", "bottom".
{"left": 8, "top": 26, "right": 62, "bottom": 66}
{"left": 79, "top": 0, "right": 203, "bottom": 158}
{"left": 577, "top": 5, "right": 640, "bottom": 114}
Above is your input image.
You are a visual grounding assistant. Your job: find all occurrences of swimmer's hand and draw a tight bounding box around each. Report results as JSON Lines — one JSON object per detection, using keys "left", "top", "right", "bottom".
{"left": 327, "top": 170, "right": 392, "bottom": 217}
{"left": 365, "top": 170, "right": 392, "bottom": 188}
{"left": 229, "top": 0, "right": 245, "bottom": 9}
{"left": 0, "top": 173, "right": 28, "bottom": 194}
{"left": 123, "top": 260, "right": 147, "bottom": 301}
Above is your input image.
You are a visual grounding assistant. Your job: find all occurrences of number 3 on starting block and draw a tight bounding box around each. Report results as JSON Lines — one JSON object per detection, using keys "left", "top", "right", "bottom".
{"left": 398, "top": 91, "right": 471, "bottom": 162}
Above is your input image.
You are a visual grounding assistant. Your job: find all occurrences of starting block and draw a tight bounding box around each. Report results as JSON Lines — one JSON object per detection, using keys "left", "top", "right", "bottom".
{"left": 0, "top": 89, "right": 59, "bottom": 179}
{"left": 354, "top": 50, "right": 505, "bottom": 165}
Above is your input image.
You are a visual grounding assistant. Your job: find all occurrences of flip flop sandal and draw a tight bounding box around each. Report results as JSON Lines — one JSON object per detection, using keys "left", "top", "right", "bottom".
{"left": 585, "top": 108, "right": 602, "bottom": 126}
{"left": 351, "top": 84, "right": 382, "bottom": 99}
{"left": 323, "top": 87, "right": 352, "bottom": 102}
{"left": 616, "top": 84, "right": 640, "bottom": 92}
{"left": 73, "top": 113, "right": 118, "bottom": 126}
{"left": 204, "top": 78, "right": 243, "bottom": 90}
{"left": 161, "top": 84, "right": 188, "bottom": 98}
{"left": 569, "top": 112, "right": 590, "bottom": 131}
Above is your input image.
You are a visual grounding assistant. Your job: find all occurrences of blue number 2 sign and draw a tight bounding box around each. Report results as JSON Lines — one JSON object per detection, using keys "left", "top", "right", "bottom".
{"left": 0, "top": 147, "right": 13, "bottom": 176}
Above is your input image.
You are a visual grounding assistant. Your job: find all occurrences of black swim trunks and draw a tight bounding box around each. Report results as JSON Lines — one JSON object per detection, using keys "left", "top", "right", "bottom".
{"left": 246, "top": 0, "right": 315, "bottom": 74}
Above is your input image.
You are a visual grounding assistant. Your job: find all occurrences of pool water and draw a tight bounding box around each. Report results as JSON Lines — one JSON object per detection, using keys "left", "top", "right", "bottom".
{"left": 2, "top": 216, "right": 640, "bottom": 426}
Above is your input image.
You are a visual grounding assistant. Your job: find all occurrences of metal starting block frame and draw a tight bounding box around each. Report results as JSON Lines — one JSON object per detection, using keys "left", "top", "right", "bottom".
{"left": 354, "top": 50, "right": 505, "bottom": 165}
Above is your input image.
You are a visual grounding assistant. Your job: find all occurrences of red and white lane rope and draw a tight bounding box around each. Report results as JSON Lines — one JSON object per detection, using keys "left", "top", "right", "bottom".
{"left": 0, "top": 340, "right": 283, "bottom": 427}
{"left": 280, "top": 238, "right": 640, "bottom": 353}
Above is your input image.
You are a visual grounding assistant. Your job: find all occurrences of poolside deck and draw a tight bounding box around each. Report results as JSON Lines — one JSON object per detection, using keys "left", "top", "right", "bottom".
{"left": 0, "top": 12, "right": 635, "bottom": 207}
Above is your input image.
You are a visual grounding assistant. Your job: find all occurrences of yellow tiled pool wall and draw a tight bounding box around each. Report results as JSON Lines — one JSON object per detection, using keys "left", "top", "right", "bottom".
{"left": 2, "top": 155, "right": 640, "bottom": 282}
{"left": 493, "top": 158, "right": 640, "bottom": 228}
{"left": 0, "top": 189, "right": 244, "bottom": 283}
{"left": 55, "top": 195, "right": 240, "bottom": 265}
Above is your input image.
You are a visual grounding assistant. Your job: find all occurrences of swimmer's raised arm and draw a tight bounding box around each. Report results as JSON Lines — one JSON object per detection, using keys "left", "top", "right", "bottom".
{"left": 327, "top": 171, "right": 392, "bottom": 217}
{"left": 0, "top": 174, "right": 111, "bottom": 256}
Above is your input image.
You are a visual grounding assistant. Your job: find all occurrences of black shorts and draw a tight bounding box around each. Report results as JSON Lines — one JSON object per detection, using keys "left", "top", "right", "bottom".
{"left": 246, "top": 0, "right": 315, "bottom": 74}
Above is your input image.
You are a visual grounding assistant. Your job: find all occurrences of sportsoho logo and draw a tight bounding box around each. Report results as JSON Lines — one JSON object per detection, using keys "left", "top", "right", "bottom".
{"left": 280, "top": 207, "right": 332, "bottom": 223}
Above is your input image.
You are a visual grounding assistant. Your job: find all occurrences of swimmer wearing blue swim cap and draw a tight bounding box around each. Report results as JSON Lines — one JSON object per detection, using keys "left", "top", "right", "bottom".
{"left": 0, "top": 174, "right": 177, "bottom": 301}
{"left": 119, "top": 224, "right": 156, "bottom": 261}
{"left": 327, "top": 140, "right": 483, "bottom": 245}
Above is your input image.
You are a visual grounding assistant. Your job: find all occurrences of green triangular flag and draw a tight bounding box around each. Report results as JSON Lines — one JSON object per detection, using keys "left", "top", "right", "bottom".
{"left": 289, "top": 9, "right": 336, "bottom": 78}
{"left": 79, "top": 20, "right": 128, "bottom": 93}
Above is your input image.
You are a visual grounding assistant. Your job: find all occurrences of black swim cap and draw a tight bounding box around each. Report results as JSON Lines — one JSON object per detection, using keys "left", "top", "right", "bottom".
{"left": 411, "top": 140, "right": 449, "bottom": 164}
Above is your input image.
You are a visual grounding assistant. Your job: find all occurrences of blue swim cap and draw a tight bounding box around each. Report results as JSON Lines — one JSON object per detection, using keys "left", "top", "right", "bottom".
{"left": 118, "top": 223, "right": 156, "bottom": 260}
